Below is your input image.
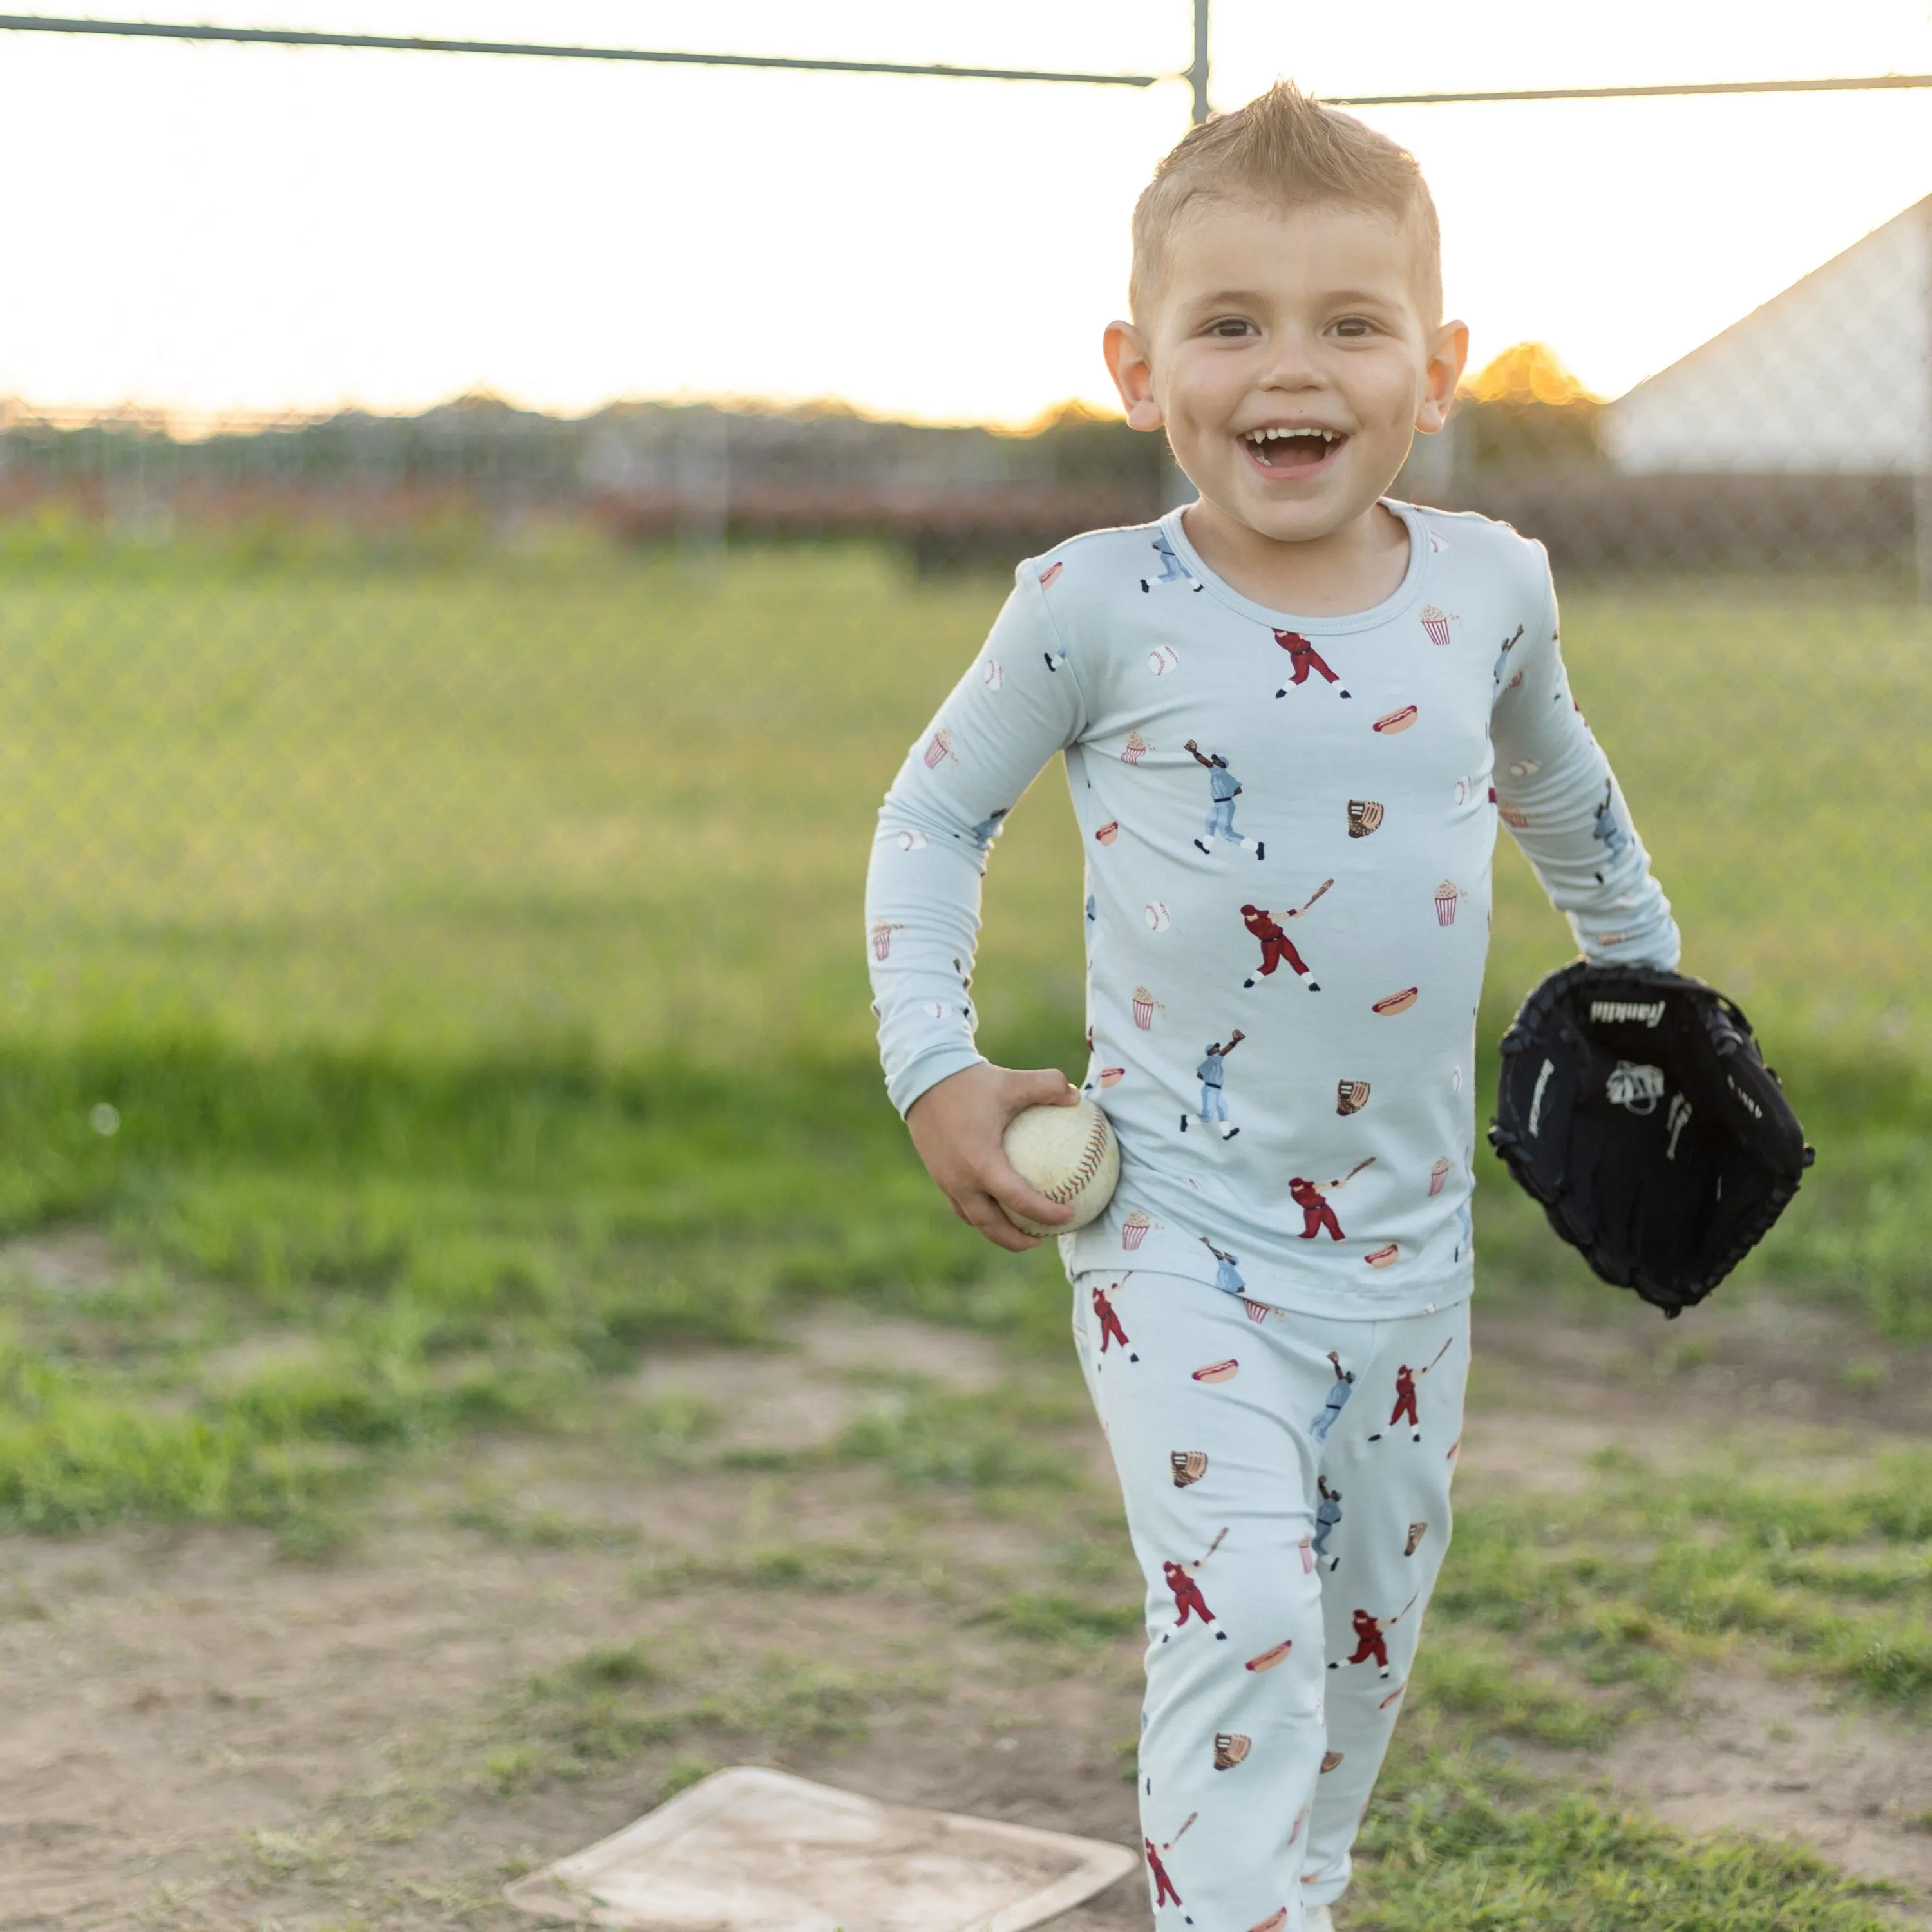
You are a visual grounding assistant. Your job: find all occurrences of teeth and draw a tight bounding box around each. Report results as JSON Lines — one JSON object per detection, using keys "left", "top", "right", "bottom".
{"left": 1245, "top": 427, "right": 1340, "bottom": 444}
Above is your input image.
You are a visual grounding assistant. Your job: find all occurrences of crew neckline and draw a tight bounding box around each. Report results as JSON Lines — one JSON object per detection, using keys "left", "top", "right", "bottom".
{"left": 1160, "top": 498, "right": 1432, "bottom": 635}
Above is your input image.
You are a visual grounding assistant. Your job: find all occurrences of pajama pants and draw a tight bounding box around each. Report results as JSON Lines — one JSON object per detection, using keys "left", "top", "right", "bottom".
{"left": 1072, "top": 1270, "right": 1470, "bottom": 1927}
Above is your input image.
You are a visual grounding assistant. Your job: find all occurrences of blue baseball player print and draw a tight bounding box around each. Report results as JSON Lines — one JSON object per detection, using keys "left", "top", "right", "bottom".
{"left": 1313, "top": 1475, "right": 1343, "bottom": 1569}
{"left": 1492, "top": 623, "right": 1525, "bottom": 690}
{"left": 1200, "top": 1236, "right": 1245, "bottom": 1294}
{"left": 1185, "top": 742, "right": 1265, "bottom": 859}
{"left": 1309, "top": 1350, "right": 1356, "bottom": 1443}
{"left": 1591, "top": 779, "right": 1629, "bottom": 880}
{"left": 970, "top": 806, "right": 1011, "bottom": 848}
{"left": 1139, "top": 530, "right": 1202, "bottom": 594}
{"left": 1182, "top": 1030, "right": 1245, "bottom": 1139}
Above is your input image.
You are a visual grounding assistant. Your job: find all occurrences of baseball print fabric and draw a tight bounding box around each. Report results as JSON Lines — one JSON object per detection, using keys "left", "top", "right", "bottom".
{"left": 865, "top": 502, "right": 1680, "bottom": 1320}
{"left": 1073, "top": 1269, "right": 1470, "bottom": 1922}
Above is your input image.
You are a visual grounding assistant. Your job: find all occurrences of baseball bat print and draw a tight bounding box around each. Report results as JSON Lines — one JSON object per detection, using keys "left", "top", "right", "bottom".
{"left": 1296, "top": 876, "right": 1336, "bottom": 916}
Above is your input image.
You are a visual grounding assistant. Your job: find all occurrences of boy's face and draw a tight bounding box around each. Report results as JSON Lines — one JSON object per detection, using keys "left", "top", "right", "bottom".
{"left": 1106, "top": 197, "right": 1466, "bottom": 550}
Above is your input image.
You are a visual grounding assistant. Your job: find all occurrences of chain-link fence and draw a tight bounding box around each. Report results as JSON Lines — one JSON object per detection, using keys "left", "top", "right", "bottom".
{"left": 0, "top": 177, "right": 1927, "bottom": 1078}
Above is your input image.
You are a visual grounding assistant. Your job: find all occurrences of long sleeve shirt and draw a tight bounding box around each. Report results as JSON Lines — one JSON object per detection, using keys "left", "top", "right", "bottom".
{"left": 865, "top": 502, "right": 1679, "bottom": 1320}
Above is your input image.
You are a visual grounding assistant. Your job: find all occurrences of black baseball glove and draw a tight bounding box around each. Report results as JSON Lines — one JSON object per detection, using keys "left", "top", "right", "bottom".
{"left": 1489, "top": 961, "right": 1813, "bottom": 1316}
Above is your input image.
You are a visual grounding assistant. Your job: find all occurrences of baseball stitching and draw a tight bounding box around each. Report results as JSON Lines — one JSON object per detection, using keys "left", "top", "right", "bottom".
{"left": 1043, "top": 1115, "right": 1111, "bottom": 1204}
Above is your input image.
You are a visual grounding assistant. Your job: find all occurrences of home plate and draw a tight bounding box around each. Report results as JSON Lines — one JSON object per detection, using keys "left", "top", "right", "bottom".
{"left": 504, "top": 1765, "right": 1139, "bottom": 1932}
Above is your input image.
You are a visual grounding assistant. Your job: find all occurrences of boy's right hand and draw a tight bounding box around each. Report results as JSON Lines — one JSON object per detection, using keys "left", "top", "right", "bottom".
{"left": 905, "top": 1063, "right": 1081, "bottom": 1252}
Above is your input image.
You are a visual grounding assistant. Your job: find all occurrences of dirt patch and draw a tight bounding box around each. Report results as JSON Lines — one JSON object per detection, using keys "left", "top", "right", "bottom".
{"left": 0, "top": 1228, "right": 121, "bottom": 1294}
{"left": 1472, "top": 1287, "right": 1932, "bottom": 1441}
{"left": 1519, "top": 1662, "right": 1932, "bottom": 1899}
{"left": 629, "top": 1306, "right": 1009, "bottom": 1458}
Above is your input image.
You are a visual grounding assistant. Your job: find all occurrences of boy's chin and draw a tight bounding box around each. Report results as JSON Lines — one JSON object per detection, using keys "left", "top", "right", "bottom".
{"left": 1196, "top": 478, "right": 1379, "bottom": 549}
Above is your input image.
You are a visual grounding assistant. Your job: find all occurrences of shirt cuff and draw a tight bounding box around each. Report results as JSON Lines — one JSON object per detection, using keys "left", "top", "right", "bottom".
{"left": 887, "top": 1044, "right": 988, "bottom": 1120}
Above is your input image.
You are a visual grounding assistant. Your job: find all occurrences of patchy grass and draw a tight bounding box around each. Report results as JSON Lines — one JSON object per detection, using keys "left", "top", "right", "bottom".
{"left": 1434, "top": 1446, "right": 1932, "bottom": 1708}
{"left": 484, "top": 1640, "right": 936, "bottom": 1797}
{"left": 836, "top": 1379, "right": 1084, "bottom": 1492}
{"left": 1352, "top": 1729, "right": 1902, "bottom": 1931}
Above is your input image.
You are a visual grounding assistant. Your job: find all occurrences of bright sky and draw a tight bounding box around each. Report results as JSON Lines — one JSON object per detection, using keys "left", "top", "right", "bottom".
{"left": 1, "top": 1, "right": 1926, "bottom": 423}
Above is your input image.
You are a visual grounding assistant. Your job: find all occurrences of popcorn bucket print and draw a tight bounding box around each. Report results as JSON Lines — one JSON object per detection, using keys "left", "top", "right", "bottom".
{"left": 1429, "top": 1156, "right": 1452, "bottom": 1197}
{"left": 1122, "top": 730, "right": 1150, "bottom": 766}
{"left": 871, "top": 922, "right": 903, "bottom": 961}
{"left": 1132, "top": 985, "right": 1159, "bottom": 1030}
{"left": 923, "top": 728, "right": 954, "bottom": 768}
{"left": 1122, "top": 1211, "right": 1153, "bottom": 1251}
{"left": 1435, "top": 880, "right": 1463, "bottom": 927}
{"left": 1421, "top": 604, "right": 1453, "bottom": 647}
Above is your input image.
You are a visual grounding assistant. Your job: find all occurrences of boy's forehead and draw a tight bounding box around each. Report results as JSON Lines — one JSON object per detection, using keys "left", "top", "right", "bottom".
{"left": 1169, "top": 197, "right": 1415, "bottom": 289}
{"left": 1155, "top": 194, "right": 1426, "bottom": 316}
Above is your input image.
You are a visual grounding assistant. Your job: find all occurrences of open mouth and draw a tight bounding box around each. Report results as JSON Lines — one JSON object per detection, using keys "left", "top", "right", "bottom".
{"left": 1242, "top": 426, "right": 1346, "bottom": 477}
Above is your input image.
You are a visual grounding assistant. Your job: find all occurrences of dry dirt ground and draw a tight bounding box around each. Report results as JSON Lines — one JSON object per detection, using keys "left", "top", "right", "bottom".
{"left": 4, "top": 1271, "right": 1930, "bottom": 1931}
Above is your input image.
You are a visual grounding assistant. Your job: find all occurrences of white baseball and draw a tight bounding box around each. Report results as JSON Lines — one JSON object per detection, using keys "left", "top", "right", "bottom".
{"left": 1145, "top": 902, "right": 1172, "bottom": 932}
{"left": 982, "top": 659, "right": 1004, "bottom": 689}
{"left": 897, "top": 829, "right": 928, "bottom": 851}
{"left": 1148, "top": 645, "right": 1179, "bottom": 676}
{"left": 1001, "top": 1098, "right": 1120, "bottom": 1237}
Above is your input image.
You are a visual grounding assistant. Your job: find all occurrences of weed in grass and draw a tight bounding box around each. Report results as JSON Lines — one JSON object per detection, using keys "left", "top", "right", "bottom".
{"left": 1413, "top": 1630, "right": 1618, "bottom": 1747}
{"left": 717, "top": 1445, "right": 802, "bottom": 1472}
{"left": 449, "top": 1486, "right": 638, "bottom": 1551}
{"left": 838, "top": 1382, "right": 1079, "bottom": 1492}
{"left": 486, "top": 1638, "right": 933, "bottom": 1796}
{"left": 658, "top": 1754, "right": 717, "bottom": 1799}
{"left": 974, "top": 1591, "right": 1144, "bottom": 1650}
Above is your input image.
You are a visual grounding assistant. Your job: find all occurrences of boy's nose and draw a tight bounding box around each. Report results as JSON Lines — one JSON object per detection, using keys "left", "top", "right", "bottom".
{"left": 1255, "top": 336, "right": 1325, "bottom": 390}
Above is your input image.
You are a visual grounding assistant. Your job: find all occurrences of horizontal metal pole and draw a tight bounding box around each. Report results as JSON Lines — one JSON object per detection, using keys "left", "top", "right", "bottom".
{"left": 1327, "top": 73, "right": 1932, "bottom": 106}
{"left": 1, "top": 19, "right": 1921, "bottom": 108}
{"left": 0, "top": 14, "right": 1159, "bottom": 86}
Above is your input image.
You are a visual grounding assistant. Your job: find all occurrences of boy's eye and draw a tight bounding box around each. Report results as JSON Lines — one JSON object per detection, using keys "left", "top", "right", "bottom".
{"left": 1332, "top": 317, "right": 1378, "bottom": 337}
{"left": 1206, "top": 317, "right": 1254, "bottom": 337}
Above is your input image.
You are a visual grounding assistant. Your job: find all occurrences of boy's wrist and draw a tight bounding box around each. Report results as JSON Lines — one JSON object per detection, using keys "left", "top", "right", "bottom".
{"left": 890, "top": 1045, "right": 989, "bottom": 1121}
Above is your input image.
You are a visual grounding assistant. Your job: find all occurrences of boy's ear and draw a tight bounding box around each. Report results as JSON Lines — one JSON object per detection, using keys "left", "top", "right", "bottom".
{"left": 1415, "top": 319, "right": 1470, "bottom": 435}
{"left": 1104, "top": 320, "right": 1165, "bottom": 432}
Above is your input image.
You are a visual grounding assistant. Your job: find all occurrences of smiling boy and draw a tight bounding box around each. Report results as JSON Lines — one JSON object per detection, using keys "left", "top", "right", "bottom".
{"left": 865, "top": 84, "right": 1678, "bottom": 1930}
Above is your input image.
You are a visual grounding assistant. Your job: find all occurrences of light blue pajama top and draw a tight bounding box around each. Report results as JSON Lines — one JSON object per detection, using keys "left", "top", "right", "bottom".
{"left": 865, "top": 503, "right": 1679, "bottom": 1320}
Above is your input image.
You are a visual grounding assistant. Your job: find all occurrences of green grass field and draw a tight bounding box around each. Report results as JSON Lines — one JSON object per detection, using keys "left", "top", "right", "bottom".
{"left": 2, "top": 535, "right": 1927, "bottom": 1923}
{"left": 0, "top": 537, "right": 1927, "bottom": 1543}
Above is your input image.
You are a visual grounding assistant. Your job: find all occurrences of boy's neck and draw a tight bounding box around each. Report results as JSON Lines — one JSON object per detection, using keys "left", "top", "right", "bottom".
{"left": 1179, "top": 497, "right": 1412, "bottom": 618}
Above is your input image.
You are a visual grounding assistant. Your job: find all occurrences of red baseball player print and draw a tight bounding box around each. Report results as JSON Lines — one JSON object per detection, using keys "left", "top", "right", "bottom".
{"left": 1367, "top": 1336, "right": 1454, "bottom": 1443}
{"left": 1092, "top": 1280, "right": 1137, "bottom": 1361}
{"left": 1239, "top": 878, "right": 1331, "bottom": 990}
{"left": 1289, "top": 1158, "right": 1372, "bottom": 1241}
{"left": 1160, "top": 1528, "right": 1230, "bottom": 1642}
{"left": 1272, "top": 629, "right": 1350, "bottom": 699}
{"left": 1327, "top": 1591, "right": 1418, "bottom": 1680}
{"left": 1142, "top": 1810, "right": 1196, "bottom": 1915}
{"left": 1144, "top": 1838, "right": 1184, "bottom": 1909}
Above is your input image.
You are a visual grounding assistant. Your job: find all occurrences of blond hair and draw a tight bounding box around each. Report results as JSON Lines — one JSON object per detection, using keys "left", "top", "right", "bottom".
{"left": 1129, "top": 83, "right": 1441, "bottom": 325}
